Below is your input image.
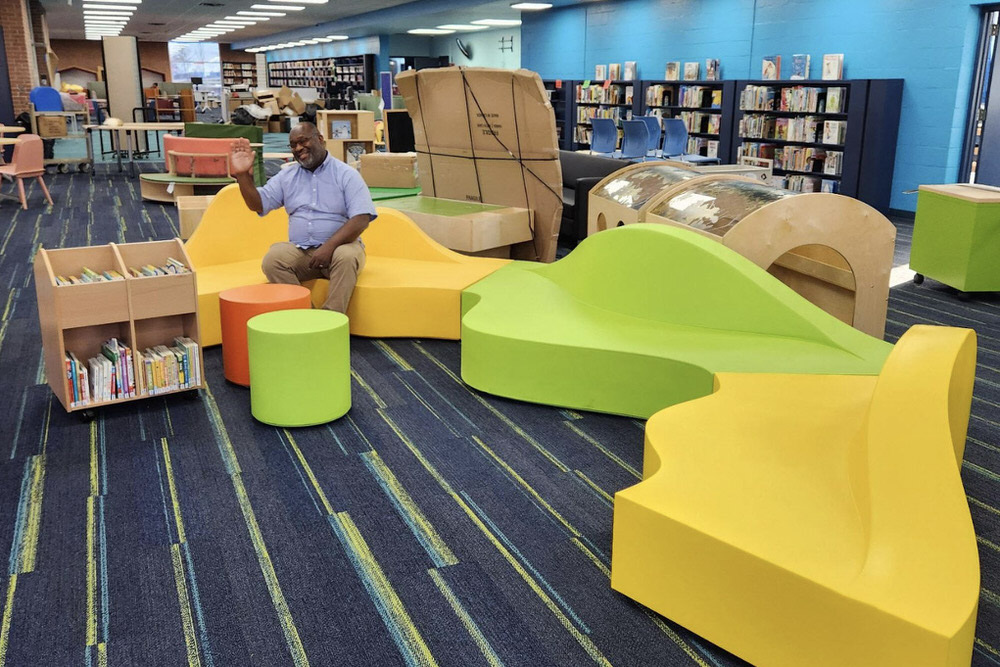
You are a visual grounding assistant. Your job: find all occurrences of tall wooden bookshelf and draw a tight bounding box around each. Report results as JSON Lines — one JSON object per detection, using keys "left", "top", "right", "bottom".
{"left": 222, "top": 61, "right": 258, "bottom": 87}
{"left": 543, "top": 79, "right": 577, "bottom": 151}
{"left": 731, "top": 79, "right": 902, "bottom": 212}
{"left": 573, "top": 80, "right": 639, "bottom": 149}
{"left": 638, "top": 80, "right": 736, "bottom": 160}
{"left": 267, "top": 54, "right": 376, "bottom": 105}
{"left": 34, "top": 240, "right": 203, "bottom": 417}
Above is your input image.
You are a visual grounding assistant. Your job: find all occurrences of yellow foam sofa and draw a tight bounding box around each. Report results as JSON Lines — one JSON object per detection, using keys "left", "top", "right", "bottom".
{"left": 184, "top": 184, "right": 510, "bottom": 346}
{"left": 612, "top": 324, "right": 979, "bottom": 667}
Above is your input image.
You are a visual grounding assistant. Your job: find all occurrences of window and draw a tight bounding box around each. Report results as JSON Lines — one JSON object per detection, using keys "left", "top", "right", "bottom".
{"left": 168, "top": 42, "right": 222, "bottom": 93}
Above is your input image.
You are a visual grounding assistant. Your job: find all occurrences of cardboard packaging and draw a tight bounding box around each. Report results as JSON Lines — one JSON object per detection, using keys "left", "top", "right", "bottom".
{"left": 359, "top": 152, "right": 418, "bottom": 188}
{"left": 276, "top": 86, "right": 293, "bottom": 109}
{"left": 395, "top": 67, "right": 563, "bottom": 262}
{"left": 36, "top": 115, "right": 67, "bottom": 138}
{"left": 289, "top": 92, "right": 306, "bottom": 115}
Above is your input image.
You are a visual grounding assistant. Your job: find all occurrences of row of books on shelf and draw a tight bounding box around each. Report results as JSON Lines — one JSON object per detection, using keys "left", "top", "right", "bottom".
{"left": 66, "top": 337, "right": 201, "bottom": 407}
{"left": 574, "top": 126, "right": 593, "bottom": 145}
{"left": 688, "top": 137, "right": 720, "bottom": 158}
{"left": 739, "top": 114, "right": 846, "bottom": 144}
{"left": 680, "top": 111, "right": 721, "bottom": 135}
{"left": 739, "top": 143, "right": 844, "bottom": 176}
{"left": 644, "top": 85, "right": 723, "bottom": 109}
{"left": 576, "top": 84, "right": 634, "bottom": 105}
{"left": 773, "top": 174, "right": 840, "bottom": 193}
{"left": 335, "top": 66, "right": 366, "bottom": 74}
{"left": 55, "top": 267, "right": 124, "bottom": 285}
{"left": 576, "top": 106, "right": 630, "bottom": 123}
{"left": 270, "top": 59, "right": 335, "bottom": 69}
{"left": 740, "top": 85, "right": 846, "bottom": 113}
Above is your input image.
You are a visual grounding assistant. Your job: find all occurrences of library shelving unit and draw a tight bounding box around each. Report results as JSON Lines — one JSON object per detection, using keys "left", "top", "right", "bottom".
{"left": 315, "top": 109, "right": 375, "bottom": 168}
{"left": 573, "top": 80, "right": 639, "bottom": 149}
{"left": 267, "top": 56, "right": 335, "bottom": 92}
{"left": 222, "top": 61, "right": 257, "bottom": 87}
{"left": 543, "top": 79, "right": 578, "bottom": 151}
{"left": 731, "top": 78, "right": 902, "bottom": 212}
{"left": 267, "top": 55, "right": 376, "bottom": 106}
{"left": 639, "top": 79, "right": 737, "bottom": 160}
{"left": 33, "top": 239, "right": 203, "bottom": 418}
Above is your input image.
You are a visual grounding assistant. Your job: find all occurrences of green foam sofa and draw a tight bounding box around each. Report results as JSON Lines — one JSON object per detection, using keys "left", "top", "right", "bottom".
{"left": 460, "top": 223, "right": 893, "bottom": 419}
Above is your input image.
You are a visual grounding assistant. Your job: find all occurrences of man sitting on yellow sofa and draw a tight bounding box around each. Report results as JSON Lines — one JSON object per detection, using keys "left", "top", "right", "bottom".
{"left": 230, "top": 122, "right": 376, "bottom": 312}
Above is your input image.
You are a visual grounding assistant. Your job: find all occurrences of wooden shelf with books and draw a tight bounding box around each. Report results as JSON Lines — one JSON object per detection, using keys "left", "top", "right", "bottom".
{"left": 639, "top": 80, "right": 736, "bottom": 162}
{"left": 573, "top": 80, "right": 638, "bottom": 148}
{"left": 733, "top": 79, "right": 902, "bottom": 211}
{"left": 316, "top": 109, "right": 375, "bottom": 168}
{"left": 222, "top": 61, "right": 258, "bottom": 87}
{"left": 543, "top": 79, "right": 578, "bottom": 151}
{"left": 33, "top": 239, "right": 203, "bottom": 417}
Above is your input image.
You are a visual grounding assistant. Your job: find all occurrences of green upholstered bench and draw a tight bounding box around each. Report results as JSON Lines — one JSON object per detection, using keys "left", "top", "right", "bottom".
{"left": 460, "top": 223, "right": 892, "bottom": 419}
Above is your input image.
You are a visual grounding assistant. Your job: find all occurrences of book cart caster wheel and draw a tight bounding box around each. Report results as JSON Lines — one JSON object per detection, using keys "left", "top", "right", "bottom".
{"left": 78, "top": 409, "right": 96, "bottom": 423}
{"left": 912, "top": 273, "right": 924, "bottom": 285}
{"left": 78, "top": 163, "right": 92, "bottom": 173}
{"left": 57, "top": 163, "right": 70, "bottom": 174}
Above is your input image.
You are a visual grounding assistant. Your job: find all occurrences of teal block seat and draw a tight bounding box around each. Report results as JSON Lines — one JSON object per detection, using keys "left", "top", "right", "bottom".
{"left": 460, "top": 224, "right": 893, "bottom": 419}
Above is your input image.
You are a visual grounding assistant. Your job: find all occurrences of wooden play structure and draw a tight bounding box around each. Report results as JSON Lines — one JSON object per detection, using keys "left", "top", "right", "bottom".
{"left": 644, "top": 179, "right": 896, "bottom": 338}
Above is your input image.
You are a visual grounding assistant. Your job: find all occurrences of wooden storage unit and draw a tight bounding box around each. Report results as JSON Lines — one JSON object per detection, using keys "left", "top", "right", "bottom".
{"left": 266, "top": 54, "right": 375, "bottom": 107}
{"left": 222, "top": 61, "right": 257, "bottom": 87}
{"left": 573, "top": 80, "right": 639, "bottom": 149}
{"left": 177, "top": 195, "right": 216, "bottom": 239}
{"left": 316, "top": 110, "right": 375, "bottom": 168}
{"left": 34, "top": 239, "right": 203, "bottom": 414}
{"left": 643, "top": 179, "right": 896, "bottom": 337}
{"left": 732, "top": 78, "right": 902, "bottom": 212}
{"left": 638, "top": 79, "right": 736, "bottom": 160}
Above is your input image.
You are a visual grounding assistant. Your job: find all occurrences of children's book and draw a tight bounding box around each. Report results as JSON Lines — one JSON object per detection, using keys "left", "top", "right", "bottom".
{"left": 762, "top": 55, "right": 781, "bottom": 80}
{"left": 822, "top": 54, "right": 844, "bottom": 80}
{"left": 705, "top": 59, "right": 720, "bottom": 81}
{"left": 665, "top": 62, "right": 680, "bottom": 81}
{"left": 790, "top": 54, "right": 810, "bottom": 80}
{"left": 683, "top": 62, "right": 700, "bottom": 81}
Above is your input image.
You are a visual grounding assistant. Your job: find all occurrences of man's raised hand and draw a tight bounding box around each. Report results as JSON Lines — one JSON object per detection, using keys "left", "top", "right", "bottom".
{"left": 230, "top": 138, "right": 256, "bottom": 175}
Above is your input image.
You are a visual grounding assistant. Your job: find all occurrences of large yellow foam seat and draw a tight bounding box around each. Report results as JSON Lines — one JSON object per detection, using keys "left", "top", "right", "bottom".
{"left": 185, "top": 184, "right": 509, "bottom": 345}
{"left": 611, "top": 324, "right": 980, "bottom": 667}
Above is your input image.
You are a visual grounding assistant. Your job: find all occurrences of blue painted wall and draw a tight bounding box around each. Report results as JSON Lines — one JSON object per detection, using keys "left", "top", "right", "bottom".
{"left": 522, "top": 0, "right": 989, "bottom": 211}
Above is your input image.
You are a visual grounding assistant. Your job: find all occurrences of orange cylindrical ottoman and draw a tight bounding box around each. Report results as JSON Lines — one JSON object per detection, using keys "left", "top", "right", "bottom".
{"left": 219, "top": 283, "right": 312, "bottom": 386}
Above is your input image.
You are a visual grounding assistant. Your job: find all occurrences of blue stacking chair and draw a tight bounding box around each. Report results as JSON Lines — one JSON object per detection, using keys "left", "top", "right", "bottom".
{"left": 637, "top": 116, "right": 663, "bottom": 158}
{"left": 619, "top": 120, "right": 650, "bottom": 160}
{"left": 661, "top": 117, "right": 721, "bottom": 164}
{"left": 590, "top": 118, "right": 618, "bottom": 156}
{"left": 29, "top": 87, "right": 63, "bottom": 112}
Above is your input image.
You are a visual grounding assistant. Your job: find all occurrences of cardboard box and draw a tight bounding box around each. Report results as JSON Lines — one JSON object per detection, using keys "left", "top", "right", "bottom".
{"left": 276, "top": 86, "right": 293, "bottom": 109}
{"left": 384, "top": 195, "right": 533, "bottom": 253}
{"left": 395, "top": 67, "right": 563, "bottom": 262}
{"left": 288, "top": 92, "right": 306, "bottom": 115}
{"left": 176, "top": 195, "right": 216, "bottom": 239}
{"left": 359, "top": 152, "right": 418, "bottom": 189}
{"left": 36, "top": 115, "right": 67, "bottom": 138}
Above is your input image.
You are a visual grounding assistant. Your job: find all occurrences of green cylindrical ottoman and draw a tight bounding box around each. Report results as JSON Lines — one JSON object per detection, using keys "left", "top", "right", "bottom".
{"left": 247, "top": 309, "right": 351, "bottom": 426}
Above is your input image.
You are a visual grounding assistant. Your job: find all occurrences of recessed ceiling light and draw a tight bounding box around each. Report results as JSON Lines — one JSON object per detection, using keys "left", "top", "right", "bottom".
{"left": 407, "top": 28, "right": 454, "bottom": 35}
{"left": 326, "top": 34, "right": 349, "bottom": 40}
{"left": 471, "top": 18, "right": 522, "bottom": 25}
{"left": 436, "top": 24, "right": 490, "bottom": 31}
{"left": 511, "top": 2, "right": 552, "bottom": 9}
{"left": 266, "top": 0, "right": 327, "bottom": 3}
{"left": 86, "top": 0, "right": 139, "bottom": 3}
{"left": 82, "top": 3, "right": 135, "bottom": 9}
{"left": 238, "top": 10, "right": 285, "bottom": 16}
{"left": 253, "top": 2, "right": 301, "bottom": 8}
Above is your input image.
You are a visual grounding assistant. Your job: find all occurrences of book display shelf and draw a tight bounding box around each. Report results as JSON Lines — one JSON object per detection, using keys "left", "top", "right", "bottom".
{"left": 639, "top": 80, "right": 736, "bottom": 160}
{"left": 316, "top": 109, "right": 375, "bottom": 168}
{"left": 268, "top": 57, "right": 335, "bottom": 91}
{"left": 574, "top": 80, "right": 638, "bottom": 149}
{"left": 34, "top": 240, "right": 203, "bottom": 418}
{"left": 732, "top": 79, "right": 902, "bottom": 211}
{"left": 267, "top": 55, "right": 375, "bottom": 106}
{"left": 543, "top": 79, "right": 578, "bottom": 151}
{"left": 223, "top": 61, "right": 257, "bottom": 87}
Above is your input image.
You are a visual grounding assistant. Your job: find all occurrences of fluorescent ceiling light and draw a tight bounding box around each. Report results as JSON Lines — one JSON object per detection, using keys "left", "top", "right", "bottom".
{"left": 266, "top": 0, "right": 327, "bottom": 3}
{"left": 82, "top": 3, "right": 136, "bottom": 10}
{"left": 212, "top": 22, "right": 249, "bottom": 26}
{"left": 253, "top": 3, "right": 301, "bottom": 9}
{"left": 223, "top": 17, "right": 259, "bottom": 22}
{"left": 85, "top": 0, "right": 139, "bottom": 3}
{"left": 83, "top": 10, "right": 133, "bottom": 16}
{"left": 471, "top": 18, "right": 522, "bottom": 25}
{"left": 314, "top": 37, "right": 334, "bottom": 42}
{"left": 326, "top": 35, "right": 349, "bottom": 40}
{"left": 238, "top": 10, "right": 285, "bottom": 16}
{"left": 86, "top": 18, "right": 128, "bottom": 23}
{"left": 437, "top": 24, "right": 490, "bottom": 30}
{"left": 302, "top": 39, "right": 321, "bottom": 44}
{"left": 407, "top": 28, "right": 454, "bottom": 34}
{"left": 511, "top": 2, "right": 552, "bottom": 9}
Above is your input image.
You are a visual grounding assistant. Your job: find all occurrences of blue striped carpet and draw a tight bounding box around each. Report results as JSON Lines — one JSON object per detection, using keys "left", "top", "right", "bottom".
{"left": 0, "top": 165, "right": 998, "bottom": 666}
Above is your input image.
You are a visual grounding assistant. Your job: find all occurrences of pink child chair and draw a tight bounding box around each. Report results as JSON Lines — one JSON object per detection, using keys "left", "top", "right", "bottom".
{"left": 0, "top": 135, "right": 53, "bottom": 210}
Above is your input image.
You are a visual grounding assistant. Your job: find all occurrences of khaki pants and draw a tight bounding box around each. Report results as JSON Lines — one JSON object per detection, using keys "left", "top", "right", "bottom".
{"left": 261, "top": 240, "right": 366, "bottom": 313}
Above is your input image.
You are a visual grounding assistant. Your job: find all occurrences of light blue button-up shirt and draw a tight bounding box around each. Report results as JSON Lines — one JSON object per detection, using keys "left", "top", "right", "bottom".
{"left": 257, "top": 153, "right": 377, "bottom": 247}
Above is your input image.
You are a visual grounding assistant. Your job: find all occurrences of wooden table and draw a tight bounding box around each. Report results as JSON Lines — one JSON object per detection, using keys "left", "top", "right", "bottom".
{"left": 85, "top": 122, "right": 185, "bottom": 177}
{"left": 0, "top": 126, "right": 24, "bottom": 165}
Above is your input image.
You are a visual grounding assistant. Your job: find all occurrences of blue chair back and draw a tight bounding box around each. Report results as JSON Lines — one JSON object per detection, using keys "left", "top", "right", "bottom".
{"left": 638, "top": 116, "right": 662, "bottom": 154}
{"left": 29, "top": 87, "right": 63, "bottom": 112}
{"left": 620, "top": 120, "right": 650, "bottom": 160}
{"left": 661, "top": 117, "right": 689, "bottom": 158}
{"left": 590, "top": 118, "right": 618, "bottom": 155}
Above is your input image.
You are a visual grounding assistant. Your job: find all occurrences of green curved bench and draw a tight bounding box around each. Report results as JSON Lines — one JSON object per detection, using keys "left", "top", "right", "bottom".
{"left": 460, "top": 223, "right": 892, "bottom": 419}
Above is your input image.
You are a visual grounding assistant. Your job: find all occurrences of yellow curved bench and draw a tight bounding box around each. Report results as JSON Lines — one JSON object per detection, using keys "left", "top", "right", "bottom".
{"left": 612, "top": 324, "right": 979, "bottom": 667}
{"left": 185, "top": 184, "right": 509, "bottom": 345}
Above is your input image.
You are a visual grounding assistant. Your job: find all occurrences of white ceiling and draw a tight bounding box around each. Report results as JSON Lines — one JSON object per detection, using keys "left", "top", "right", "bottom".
{"left": 39, "top": 0, "right": 544, "bottom": 43}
